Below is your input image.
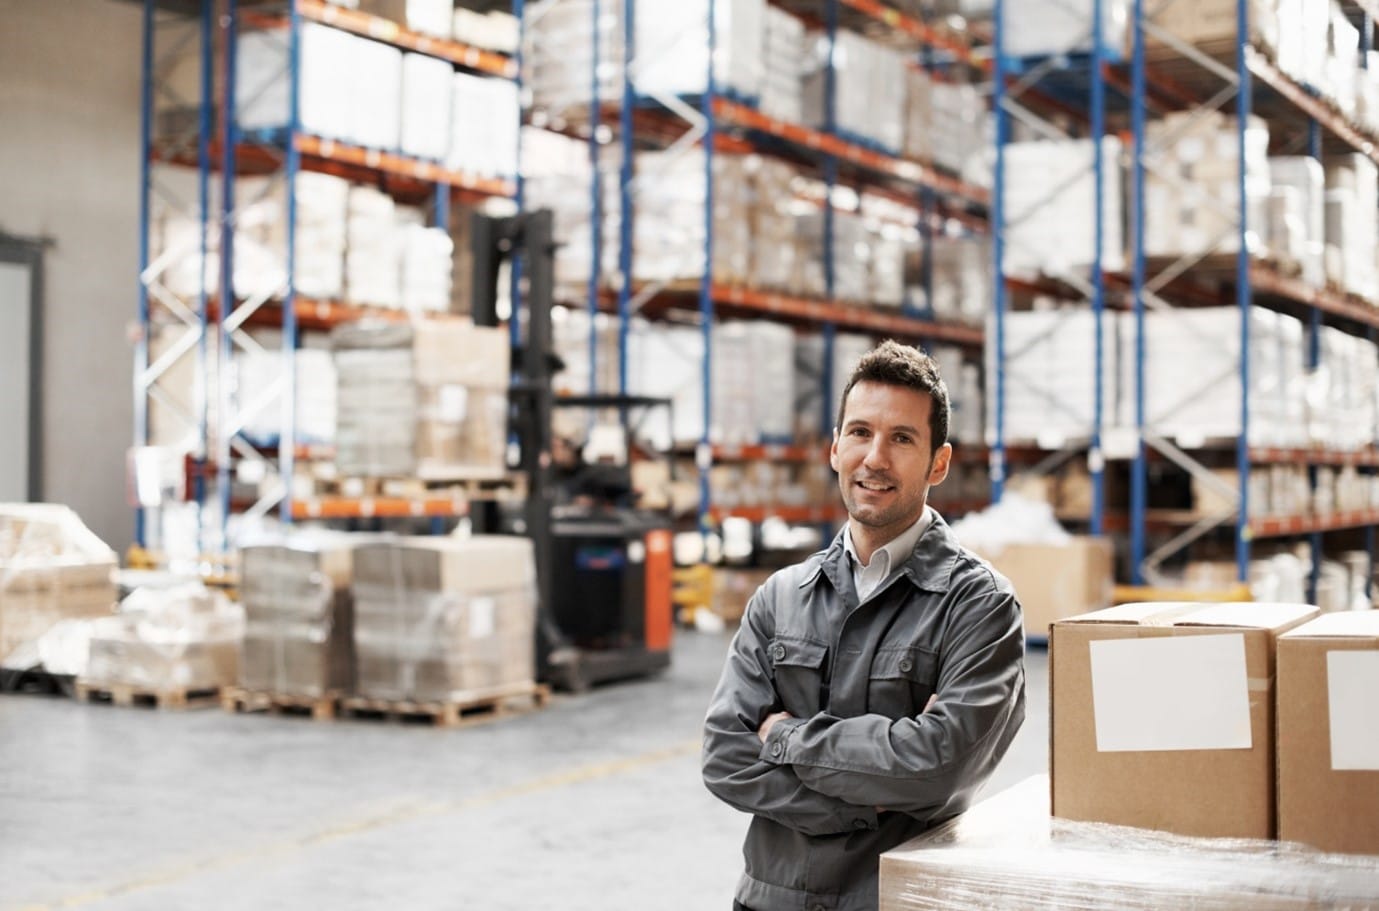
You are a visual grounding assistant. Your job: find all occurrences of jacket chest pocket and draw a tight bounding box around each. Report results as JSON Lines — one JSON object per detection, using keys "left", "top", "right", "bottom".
{"left": 867, "top": 646, "right": 938, "bottom": 719}
{"left": 768, "top": 637, "right": 828, "bottom": 717}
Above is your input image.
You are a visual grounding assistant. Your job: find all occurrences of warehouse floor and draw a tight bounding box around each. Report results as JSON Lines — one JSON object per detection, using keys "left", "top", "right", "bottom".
{"left": 1, "top": 630, "right": 1049, "bottom": 911}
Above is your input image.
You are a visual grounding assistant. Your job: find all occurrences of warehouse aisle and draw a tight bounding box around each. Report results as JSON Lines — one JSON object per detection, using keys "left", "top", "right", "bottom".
{"left": 0, "top": 631, "right": 1048, "bottom": 911}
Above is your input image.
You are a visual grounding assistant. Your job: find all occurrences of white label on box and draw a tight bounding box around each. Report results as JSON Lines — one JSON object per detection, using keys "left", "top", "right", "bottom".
{"left": 1089, "top": 634, "right": 1252, "bottom": 752}
{"left": 1327, "top": 650, "right": 1379, "bottom": 770}
{"left": 469, "top": 597, "right": 496, "bottom": 639}
{"left": 438, "top": 385, "right": 468, "bottom": 422}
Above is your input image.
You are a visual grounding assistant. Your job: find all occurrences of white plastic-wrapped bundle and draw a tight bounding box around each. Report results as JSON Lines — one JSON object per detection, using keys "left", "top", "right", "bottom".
{"left": 1003, "top": 137, "right": 1124, "bottom": 278}
{"left": 233, "top": 172, "right": 350, "bottom": 301}
{"left": 711, "top": 320, "right": 795, "bottom": 445}
{"left": 235, "top": 341, "right": 337, "bottom": 448}
{"left": 447, "top": 72, "right": 520, "bottom": 179}
{"left": 626, "top": 321, "right": 707, "bottom": 450}
{"left": 523, "top": 0, "right": 623, "bottom": 118}
{"left": 399, "top": 53, "right": 452, "bottom": 161}
{"left": 760, "top": 5, "right": 805, "bottom": 123}
{"left": 399, "top": 224, "right": 454, "bottom": 314}
{"left": 349, "top": 34, "right": 403, "bottom": 150}
{"left": 634, "top": 0, "right": 764, "bottom": 102}
{"left": 344, "top": 185, "right": 401, "bottom": 309}
{"left": 803, "top": 29, "right": 906, "bottom": 152}
{"left": 235, "top": 22, "right": 352, "bottom": 141}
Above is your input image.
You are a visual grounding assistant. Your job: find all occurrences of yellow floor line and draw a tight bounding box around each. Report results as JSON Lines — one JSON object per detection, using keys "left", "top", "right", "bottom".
{"left": 15, "top": 737, "right": 701, "bottom": 911}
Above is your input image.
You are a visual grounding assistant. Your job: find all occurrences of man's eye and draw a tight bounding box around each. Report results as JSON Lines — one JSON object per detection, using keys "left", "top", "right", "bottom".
{"left": 894, "top": 435, "right": 913, "bottom": 445}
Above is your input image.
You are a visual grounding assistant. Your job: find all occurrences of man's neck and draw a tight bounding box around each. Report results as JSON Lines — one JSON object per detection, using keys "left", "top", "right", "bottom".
{"left": 848, "top": 508, "right": 928, "bottom": 567}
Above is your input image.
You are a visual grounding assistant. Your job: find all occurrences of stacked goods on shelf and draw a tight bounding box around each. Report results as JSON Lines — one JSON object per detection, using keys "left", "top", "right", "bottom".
{"left": 1051, "top": 601, "right": 1319, "bottom": 838}
{"left": 760, "top": 5, "right": 805, "bottom": 123}
{"left": 344, "top": 186, "right": 403, "bottom": 309}
{"left": 0, "top": 506, "right": 117, "bottom": 671}
{"left": 626, "top": 321, "right": 707, "bottom": 452}
{"left": 711, "top": 320, "right": 796, "bottom": 445}
{"left": 1148, "top": 0, "right": 1280, "bottom": 58}
{"left": 399, "top": 52, "right": 452, "bottom": 161}
{"left": 447, "top": 72, "right": 520, "bottom": 179}
{"left": 234, "top": 19, "right": 517, "bottom": 171}
{"left": 1142, "top": 113, "right": 1270, "bottom": 259}
{"left": 1000, "top": 0, "right": 1130, "bottom": 59}
{"left": 903, "top": 70, "right": 991, "bottom": 185}
{"left": 351, "top": 536, "right": 537, "bottom": 699}
{"left": 930, "top": 345, "right": 984, "bottom": 445}
{"left": 793, "top": 331, "right": 873, "bottom": 440}
{"left": 523, "top": 0, "right": 622, "bottom": 119}
{"left": 708, "top": 461, "right": 835, "bottom": 514}
{"left": 878, "top": 776, "right": 1379, "bottom": 910}
{"left": 907, "top": 235, "right": 993, "bottom": 326}
{"left": 1323, "top": 154, "right": 1379, "bottom": 301}
{"left": 1266, "top": 157, "right": 1325, "bottom": 286}
{"left": 397, "top": 207, "right": 454, "bottom": 313}
{"left": 550, "top": 307, "right": 622, "bottom": 400}
{"left": 235, "top": 173, "right": 351, "bottom": 301}
{"left": 517, "top": 127, "right": 614, "bottom": 292}
{"left": 331, "top": 318, "right": 510, "bottom": 480}
{"left": 359, "top": 0, "right": 453, "bottom": 39}
{"left": 635, "top": 0, "right": 764, "bottom": 103}
{"left": 452, "top": 8, "right": 519, "bottom": 53}
{"left": 235, "top": 333, "right": 337, "bottom": 448}
{"left": 82, "top": 585, "right": 243, "bottom": 694}
{"left": 1136, "top": 306, "right": 1308, "bottom": 447}
{"left": 746, "top": 156, "right": 810, "bottom": 294}
{"left": 1311, "top": 326, "right": 1379, "bottom": 449}
{"left": 984, "top": 307, "right": 1117, "bottom": 447}
{"left": 1001, "top": 138, "right": 1124, "bottom": 277}
{"left": 803, "top": 29, "right": 907, "bottom": 152}
{"left": 238, "top": 538, "right": 357, "bottom": 696}
{"left": 1276, "top": 611, "right": 1379, "bottom": 856}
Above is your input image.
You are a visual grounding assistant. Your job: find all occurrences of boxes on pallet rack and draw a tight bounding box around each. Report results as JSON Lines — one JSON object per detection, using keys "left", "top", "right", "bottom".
{"left": 0, "top": 505, "right": 117, "bottom": 670}
{"left": 1002, "top": 138, "right": 1124, "bottom": 277}
{"left": 236, "top": 22, "right": 352, "bottom": 141}
{"left": 627, "top": 321, "right": 706, "bottom": 451}
{"left": 904, "top": 71, "right": 990, "bottom": 183}
{"left": 1275, "top": 0, "right": 1332, "bottom": 94}
{"left": 1147, "top": 0, "right": 1279, "bottom": 58}
{"left": 910, "top": 235, "right": 992, "bottom": 326}
{"left": 351, "top": 535, "right": 537, "bottom": 700}
{"left": 452, "top": 8, "right": 519, "bottom": 53}
{"left": 930, "top": 345, "right": 984, "bottom": 446}
{"left": 334, "top": 322, "right": 416, "bottom": 477}
{"left": 239, "top": 538, "right": 358, "bottom": 696}
{"left": 1143, "top": 112, "right": 1270, "bottom": 260}
{"left": 234, "top": 172, "right": 351, "bottom": 302}
{"left": 358, "top": 0, "right": 452, "bottom": 39}
{"left": 760, "top": 4, "right": 805, "bottom": 124}
{"left": 448, "top": 72, "right": 519, "bottom": 180}
{"left": 1000, "top": 0, "right": 1130, "bottom": 60}
{"left": 635, "top": 0, "right": 764, "bottom": 102}
{"left": 399, "top": 53, "right": 452, "bottom": 162}
{"left": 236, "top": 338, "right": 337, "bottom": 448}
{"left": 1266, "top": 157, "right": 1325, "bottom": 287}
{"left": 524, "top": 0, "right": 622, "bottom": 119}
{"left": 1322, "top": 154, "right": 1378, "bottom": 301}
{"left": 344, "top": 185, "right": 402, "bottom": 309}
{"left": 793, "top": 332, "right": 873, "bottom": 440}
{"left": 803, "top": 28, "right": 907, "bottom": 152}
{"left": 711, "top": 320, "right": 796, "bottom": 446}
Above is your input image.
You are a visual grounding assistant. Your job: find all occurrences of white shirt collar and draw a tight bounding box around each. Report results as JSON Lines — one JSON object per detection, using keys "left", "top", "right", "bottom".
{"left": 843, "top": 507, "right": 934, "bottom": 602}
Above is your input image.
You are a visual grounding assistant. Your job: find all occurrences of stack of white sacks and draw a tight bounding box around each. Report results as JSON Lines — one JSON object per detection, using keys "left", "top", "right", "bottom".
{"left": 523, "top": 0, "right": 623, "bottom": 119}
{"left": 634, "top": 0, "right": 765, "bottom": 102}
{"left": 760, "top": 5, "right": 806, "bottom": 123}
{"left": 234, "top": 173, "right": 351, "bottom": 302}
{"left": 344, "top": 187, "right": 401, "bottom": 309}
{"left": 802, "top": 30, "right": 908, "bottom": 152}
{"left": 1002, "top": 137, "right": 1125, "bottom": 278}
{"left": 904, "top": 69, "right": 991, "bottom": 187}
{"left": 234, "top": 21, "right": 517, "bottom": 175}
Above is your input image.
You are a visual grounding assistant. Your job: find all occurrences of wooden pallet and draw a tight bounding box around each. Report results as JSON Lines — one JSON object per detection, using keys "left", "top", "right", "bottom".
{"left": 221, "top": 687, "right": 340, "bottom": 721}
{"left": 74, "top": 680, "right": 221, "bottom": 710}
{"left": 337, "top": 682, "right": 550, "bottom": 728}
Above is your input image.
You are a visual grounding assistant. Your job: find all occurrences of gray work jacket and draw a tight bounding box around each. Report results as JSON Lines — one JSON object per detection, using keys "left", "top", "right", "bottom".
{"left": 702, "top": 514, "right": 1026, "bottom": 911}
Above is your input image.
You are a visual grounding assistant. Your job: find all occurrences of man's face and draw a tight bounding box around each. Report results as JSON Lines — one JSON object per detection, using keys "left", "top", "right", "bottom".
{"left": 830, "top": 381, "right": 951, "bottom": 538}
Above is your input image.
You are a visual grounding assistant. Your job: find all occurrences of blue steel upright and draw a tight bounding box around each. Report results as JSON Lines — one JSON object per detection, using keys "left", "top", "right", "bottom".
{"left": 699, "top": 0, "right": 717, "bottom": 536}
{"left": 592, "top": 0, "right": 605, "bottom": 395}
{"left": 989, "top": 0, "right": 1007, "bottom": 505}
{"left": 280, "top": 0, "right": 303, "bottom": 525}
{"left": 1233, "top": 0, "right": 1252, "bottom": 582}
{"left": 1089, "top": 0, "right": 1107, "bottom": 537}
{"left": 619, "top": 0, "right": 635, "bottom": 393}
{"left": 135, "top": 0, "right": 155, "bottom": 547}
{"left": 1129, "top": 0, "right": 1148, "bottom": 583}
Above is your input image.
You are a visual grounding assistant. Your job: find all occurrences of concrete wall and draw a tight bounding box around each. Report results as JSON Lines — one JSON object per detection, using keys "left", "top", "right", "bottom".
{"left": 0, "top": 0, "right": 145, "bottom": 552}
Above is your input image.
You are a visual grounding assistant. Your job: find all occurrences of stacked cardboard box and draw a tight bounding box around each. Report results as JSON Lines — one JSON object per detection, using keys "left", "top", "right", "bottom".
{"left": 803, "top": 29, "right": 907, "bottom": 152}
{"left": 1051, "top": 601, "right": 1318, "bottom": 839}
{"left": 711, "top": 320, "right": 796, "bottom": 445}
{"left": 1277, "top": 610, "right": 1379, "bottom": 855}
{"left": 746, "top": 157, "right": 806, "bottom": 294}
{"left": 0, "top": 505, "right": 117, "bottom": 670}
{"left": 333, "top": 321, "right": 416, "bottom": 477}
{"left": 1266, "top": 157, "right": 1325, "bottom": 287}
{"left": 524, "top": 0, "right": 622, "bottom": 118}
{"left": 235, "top": 342, "right": 337, "bottom": 448}
{"left": 1148, "top": 0, "right": 1280, "bottom": 58}
{"left": 238, "top": 539, "right": 359, "bottom": 696}
{"left": 1002, "top": 138, "right": 1124, "bottom": 278}
{"left": 1143, "top": 112, "right": 1271, "bottom": 260}
{"left": 1323, "top": 154, "right": 1379, "bottom": 301}
{"left": 351, "top": 536, "right": 537, "bottom": 700}
{"left": 82, "top": 585, "right": 242, "bottom": 693}
{"left": 1000, "top": 0, "right": 1130, "bottom": 60}
{"left": 344, "top": 185, "right": 402, "bottom": 309}
{"left": 233, "top": 172, "right": 350, "bottom": 302}
{"left": 972, "top": 537, "right": 1113, "bottom": 640}
{"left": 760, "top": 5, "right": 805, "bottom": 124}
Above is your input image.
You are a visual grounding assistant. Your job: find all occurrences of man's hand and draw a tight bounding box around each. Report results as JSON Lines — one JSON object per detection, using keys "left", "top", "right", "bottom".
{"left": 758, "top": 710, "right": 793, "bottom": 743}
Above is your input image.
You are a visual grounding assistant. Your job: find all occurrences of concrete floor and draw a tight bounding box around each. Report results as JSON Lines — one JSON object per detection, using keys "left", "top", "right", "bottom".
{"left": 1, "top": 631, "right": 1049, "bottom": 911}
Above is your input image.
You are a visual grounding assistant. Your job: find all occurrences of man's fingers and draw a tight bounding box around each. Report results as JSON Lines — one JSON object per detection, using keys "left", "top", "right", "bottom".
{"left": 924, "top": 694, "right": 938, "bottom": 712}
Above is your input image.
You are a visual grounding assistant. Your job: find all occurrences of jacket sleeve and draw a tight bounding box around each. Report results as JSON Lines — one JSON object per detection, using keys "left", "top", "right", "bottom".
{"left": 702, "top": 581, "right": 880, "bottom": 837}
{"left": 759, "top": 574, "right": 1025, "bottom": 816}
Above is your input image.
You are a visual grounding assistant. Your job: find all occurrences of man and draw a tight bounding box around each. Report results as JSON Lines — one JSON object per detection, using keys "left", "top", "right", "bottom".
{"left": 702, "top": 340, "right": 1026, "bottom": 911}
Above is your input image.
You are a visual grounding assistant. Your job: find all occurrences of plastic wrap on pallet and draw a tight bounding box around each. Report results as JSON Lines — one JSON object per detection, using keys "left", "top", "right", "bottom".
{"left": 626, "top": 321, "right": 707, "bottom": 450}
{"left": 523, "top": 0, "right": 624, "bottom": 118}
{"left": 399, "top": 52, "right": 452, "bottom": 162}
{"left": 83, "top": 584, "right": 242, "bottom": 692}
{"left": 236, "top": 22, "right": 352, "bottom": 141}
{"left": 1002, "top": 137, "right": 1124, "bottom": 277}
{"left": 332, "top": 321, "right": 418, "bottom": 477}
{"left": 447, "top": 72, "right": 519, "bottom": 180}
{"left": 0, "top": 505, "right": 117, "bottom": 670}
{"left": 233, "top": 172, "right": 350, "bottom": 302}
{"left": 238, "top": 535, "right": 361, "bottom": 696}
{"left": 803, "top": 29, "right": 905, "bottom": 153}
{"left": 235, "top": 341, "right": 337, "bottom": 448}
{"left": 344, "top": 185, "right": 402, "bottom": 308}
{"left": 999, "top": 0, "right": 1130, "bottom": 60}
{"left": 760, "top": 4, "right": 805, "bottom": 124}
{"left": 350, "top": 536, "right": 537, "bottom": 701}
{"left": 904, "top": 72, "right": 989, "bottom": 184}
{"left": 1323, "top": 154, "right": 1379, "bottom": 302}
{"left": 879, "top": 776, "right": 1379, "bottom": 911}
{"left": 711, "top": 320, "right": 796, "bottom": 446}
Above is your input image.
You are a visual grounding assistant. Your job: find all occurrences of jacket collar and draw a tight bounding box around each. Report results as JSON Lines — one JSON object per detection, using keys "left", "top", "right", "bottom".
{"left": 805, "top": 509, "right": 960, "bottom": 596}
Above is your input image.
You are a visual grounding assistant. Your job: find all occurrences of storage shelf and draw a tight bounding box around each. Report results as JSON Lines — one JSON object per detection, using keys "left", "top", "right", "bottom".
{"left": 1245, "top": 46, "right": 1379, "bottom": 167}
{"left": 298, "top": 0, "right": 516, "bottom": 78}
{"left": 210, "top": 296, "right": 430, "bottom": 331}
{"left": 1250, "top": 509, "right": 1379, "bottom": 538}
{"left": 293, "top": 135, "right": 515, "bottom": 198}
{"left": 709, "top": 504, "right": 845, "bottom": 524}
{"left": 710, "top": 443, "right": 827, "bottom": 462}
{"left": 708, "top": 284, "right": 985, "bottom": 344}
{"left": 712, "top": 99, "right": 989, "bottom": 207}
{"left": 1249, "top": 447, "right": 1379, "bottom": 467}
{"left": 289, "top": 495, "right": 470, "bottom": 521}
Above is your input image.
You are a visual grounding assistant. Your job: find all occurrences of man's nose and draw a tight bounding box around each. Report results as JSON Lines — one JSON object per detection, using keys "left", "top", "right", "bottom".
{"left": 862, "top": 438, "right": 889, "bottom": 469}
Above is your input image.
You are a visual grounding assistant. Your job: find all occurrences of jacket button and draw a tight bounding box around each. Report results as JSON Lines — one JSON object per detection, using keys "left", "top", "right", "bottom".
{"left": 770, "top": 742, "right": 782, "bottom": 757}
{"left": 899, "top": 657, "right": 914, "bottom": 673}
{"left": 771, "top": 644, "right": 786, "bottom": 660}
{"left": 852, "top": 818, "right": 868, "bottom": 830}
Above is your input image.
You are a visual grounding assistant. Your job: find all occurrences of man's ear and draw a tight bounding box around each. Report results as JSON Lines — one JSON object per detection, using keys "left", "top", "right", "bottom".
{"left": 928, "top": 443, "right": 953, "bottom": 487}
{"left": 829, "top": 427, "right": 840, "bottom": 473}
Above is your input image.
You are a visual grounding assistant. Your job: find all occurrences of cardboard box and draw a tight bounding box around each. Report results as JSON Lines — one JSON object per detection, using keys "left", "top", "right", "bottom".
{"left": 1277, "top": 610, "right": 1379, "bottom": 855}
{"left": 880, "top": 775, "right": 1379, "bottom": 911}
{"left": 1051, "top": 601, "right": 1318, "bottom": 839}
{"left": 973, "top": 537, "right": 1113, "bottom": 640}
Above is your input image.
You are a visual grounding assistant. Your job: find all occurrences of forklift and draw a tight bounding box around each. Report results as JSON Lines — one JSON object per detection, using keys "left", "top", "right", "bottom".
{"left": 470, "top": 210, "right": 674, "bottom": 691}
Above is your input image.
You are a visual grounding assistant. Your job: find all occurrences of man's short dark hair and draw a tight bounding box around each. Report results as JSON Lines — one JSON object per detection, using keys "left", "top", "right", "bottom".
{"left": 836, "top": 340, "right": 950, "bottom": 455}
